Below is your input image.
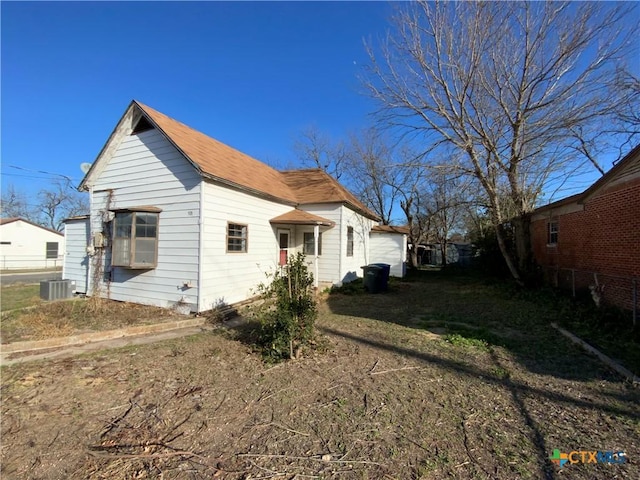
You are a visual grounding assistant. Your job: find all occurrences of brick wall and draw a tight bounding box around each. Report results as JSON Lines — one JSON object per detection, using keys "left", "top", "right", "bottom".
{"left": 531, "top": 177, "right": 640, "bottom": 310}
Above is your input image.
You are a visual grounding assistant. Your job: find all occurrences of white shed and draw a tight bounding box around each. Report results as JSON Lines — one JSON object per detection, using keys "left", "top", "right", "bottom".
{"left": 0, "top": 218, "right": 65, "bottom": 270}
{"left": 62, "top": 216, "right": 91, "bottom": 293}
{"left": 369, "top": 225, "right": 408, "bottom": 278}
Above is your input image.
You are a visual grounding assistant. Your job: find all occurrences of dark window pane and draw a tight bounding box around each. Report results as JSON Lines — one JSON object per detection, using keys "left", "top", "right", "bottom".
{"left": 46, "top": 242, "right": 59, "bottom": 259}
{"left": 115, "top": 213, "right": 133, "bottom": 238}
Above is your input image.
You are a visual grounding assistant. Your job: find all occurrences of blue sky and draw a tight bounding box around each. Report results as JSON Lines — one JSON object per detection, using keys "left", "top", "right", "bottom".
{"left": 1, "top": 1, "right": 638, "bottom": 208}
{"left": 2, "top": 1, "right": 393, "bottom": 196}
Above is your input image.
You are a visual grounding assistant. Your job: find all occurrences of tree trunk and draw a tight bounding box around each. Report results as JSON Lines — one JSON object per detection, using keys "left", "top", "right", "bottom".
{"left": 494, "top": 223, "right": 523, "bottom": 286}
{"left": 512, "top": 214, "right": 533, "bottom": 277}
{"left": 440, "top": 242, "right": 447, "bottom": 267}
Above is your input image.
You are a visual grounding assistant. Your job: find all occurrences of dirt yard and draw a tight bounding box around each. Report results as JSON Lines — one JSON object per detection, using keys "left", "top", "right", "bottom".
{"left": 1, "top": 274, "right": 638, "bottom": 479}
{"left": 1, "top": 292, "right": 185, "bottom": 344}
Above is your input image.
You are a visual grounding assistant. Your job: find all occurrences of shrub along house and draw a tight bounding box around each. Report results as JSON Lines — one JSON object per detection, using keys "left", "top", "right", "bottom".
{"left": 530, "top": 144, "right": 640, "bottom": 312}
{"left": 65, "top": 100, "right": 406, "bottom": 312}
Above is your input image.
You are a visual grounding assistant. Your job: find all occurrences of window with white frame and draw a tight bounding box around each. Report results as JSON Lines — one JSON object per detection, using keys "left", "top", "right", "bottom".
{"left": 547, "top": 221, "right": 558, "bottom": 245}
{"left": 346, "top": 226, "right": 354, "bottom": 257}
{"left": 112, "top": 211, "right": 159, "bottom": 268}
{"left": 227, "top": 223, "right": 248, "bottom": 253}
{"left": 303, "top": 232, "right": 322, "bottom": 255}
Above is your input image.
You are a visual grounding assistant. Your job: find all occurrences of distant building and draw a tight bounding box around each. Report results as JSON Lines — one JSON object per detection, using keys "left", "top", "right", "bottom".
{"left": 0, "top": 218, "right": 64, "bottom": 270}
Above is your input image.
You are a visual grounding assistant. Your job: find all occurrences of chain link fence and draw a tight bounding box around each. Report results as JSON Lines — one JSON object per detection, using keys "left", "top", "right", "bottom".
{"left": 540, "top": 265, "right": 638, "bottom": 326}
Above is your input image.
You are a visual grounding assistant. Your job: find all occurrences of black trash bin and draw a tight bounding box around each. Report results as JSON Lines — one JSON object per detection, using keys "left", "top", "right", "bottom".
{"left": 371, "top": 263, "right": 391, "bottom": 291}
{"left": 362, "top": 264, "right": 383, "bottom": 293}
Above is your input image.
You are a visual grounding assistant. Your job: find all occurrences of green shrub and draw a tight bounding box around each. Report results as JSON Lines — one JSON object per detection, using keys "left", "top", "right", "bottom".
{"left": 255, "top": 252, "right": 318, "bottom": 362}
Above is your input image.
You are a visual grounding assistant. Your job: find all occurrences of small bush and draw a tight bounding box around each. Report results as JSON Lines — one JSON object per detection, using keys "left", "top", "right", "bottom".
{"left": 444, "top": 333, "right": 490, "bottom": 351}
{"left": 254, "top": 252, "right": 318, "bottom": 362}
{"left": 329, "top": 279, "right": 364, "bottom": 296}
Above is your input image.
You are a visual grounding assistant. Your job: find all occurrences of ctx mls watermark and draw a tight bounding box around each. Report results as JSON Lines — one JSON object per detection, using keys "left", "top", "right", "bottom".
{"left": 550, "top": 449, "right": 627, "bottom": 468}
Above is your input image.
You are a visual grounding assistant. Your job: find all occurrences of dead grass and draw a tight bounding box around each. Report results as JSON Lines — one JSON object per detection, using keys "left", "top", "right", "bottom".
{"left": 1, "top": 296, "right": 183, "bottom": 343}
{"left": 1, "top": 284, "right": 41, "bottom": 312}
{"left": 1, "top": 273, "right": 639, "bottom": 479}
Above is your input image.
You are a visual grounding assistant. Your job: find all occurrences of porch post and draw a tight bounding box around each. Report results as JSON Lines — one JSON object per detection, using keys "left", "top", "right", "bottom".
{"left": 314, "top": 224, "right": 319, "bottom": 288}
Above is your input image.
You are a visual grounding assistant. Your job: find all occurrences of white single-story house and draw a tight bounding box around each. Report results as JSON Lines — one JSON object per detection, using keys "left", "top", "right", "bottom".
{"left": 0, "top": 217, "right": 65, "bottom": 270}
{"left": 64, "top": 100, "right": 406, "bottom": 311}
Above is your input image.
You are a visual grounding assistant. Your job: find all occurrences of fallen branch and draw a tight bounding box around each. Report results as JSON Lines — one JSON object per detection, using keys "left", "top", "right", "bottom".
{"left": 237, "top": 453, "right": 385, "bottom": 466}
{"left": 369, "top": 359, "right": 380, "bottom": 373}
{"left": 268, "top": 422, "right": 310, "bottom": 437}
{"left": 370, "top": 366, "right": 420, "bottom": 376}
{"left": 87, "top": 449, "right": 244, "bottom": 474}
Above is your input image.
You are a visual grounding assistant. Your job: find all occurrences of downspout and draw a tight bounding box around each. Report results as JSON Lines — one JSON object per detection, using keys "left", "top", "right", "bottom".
{"left": 197, "top": 181, "right": 205, "bottom": 312}
{"left": 314, "top": 224, "right": 319, "bottom": 288}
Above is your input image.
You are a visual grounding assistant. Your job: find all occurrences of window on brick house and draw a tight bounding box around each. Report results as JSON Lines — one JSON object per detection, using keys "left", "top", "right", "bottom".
{"left": 547, "top": 221, "right": 558, "bottom": 245}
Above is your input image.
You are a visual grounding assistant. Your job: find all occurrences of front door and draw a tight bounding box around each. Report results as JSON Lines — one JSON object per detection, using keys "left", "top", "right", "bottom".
{"left": 278, "top": 230, "right": 290, "bottom": 266}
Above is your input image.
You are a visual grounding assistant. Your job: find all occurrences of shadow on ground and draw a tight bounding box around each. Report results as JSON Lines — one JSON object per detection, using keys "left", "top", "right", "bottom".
{"left": 325, "top": 270, "right": 634, "bottom": 385}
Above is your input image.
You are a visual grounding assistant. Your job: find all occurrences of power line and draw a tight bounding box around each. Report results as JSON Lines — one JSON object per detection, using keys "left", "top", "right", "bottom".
{"left": 6, "top": 165, "right": 80, "bottom": 182}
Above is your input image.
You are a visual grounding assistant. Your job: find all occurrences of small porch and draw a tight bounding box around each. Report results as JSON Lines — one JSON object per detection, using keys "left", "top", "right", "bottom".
{"left": 270, "top": 209, "right": 335, "bottom": 287}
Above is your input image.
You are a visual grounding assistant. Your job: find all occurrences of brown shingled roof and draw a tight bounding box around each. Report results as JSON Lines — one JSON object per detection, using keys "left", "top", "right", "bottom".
{"left": 136, "top": 102, "right": 298, "bottom": 204}
{"left": 84, "top": 101, "right": 380, "bottom": 220}
{"left": 280, "top": 169, "right": 379, "bottom": 220}
{"left": 270, "top": 209, "right": 335, "bottom": 226}
{"left": 371, "top": 225, "right": 409, "bottom": 234}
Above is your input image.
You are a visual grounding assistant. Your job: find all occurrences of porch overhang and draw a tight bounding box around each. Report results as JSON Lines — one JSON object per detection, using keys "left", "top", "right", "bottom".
{"left": 270, "top": 209, "right": 335, "bottom": 227}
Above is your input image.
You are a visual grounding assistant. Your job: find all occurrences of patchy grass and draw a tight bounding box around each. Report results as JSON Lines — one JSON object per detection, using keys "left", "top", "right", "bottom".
{"left": 1, "top": 296, "right": 184, "bottom": 343}
{"left": 1, "top": 271, "right": 638, "bottom": 479}
{"left": 1, "top": 284, "right": 41, "bottom": 312}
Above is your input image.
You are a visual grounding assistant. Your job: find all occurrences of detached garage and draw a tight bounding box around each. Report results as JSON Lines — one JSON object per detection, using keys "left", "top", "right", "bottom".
{"left": 369, "top": 225, "right": 408, "bottom": 278}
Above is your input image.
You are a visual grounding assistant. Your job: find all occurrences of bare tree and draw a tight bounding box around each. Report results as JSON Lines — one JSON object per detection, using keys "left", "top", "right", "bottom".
{"left": 365, "top": 0, "right": 638, "bottom": 284}
{"left": 37, "top": 179, "right": 89, "bottom": 231}
{"left": 0, "top": 185, "right": 33, "bottom": 220}
{"left": 344, "top": 128, "right": 419, "bottom": 225}
{"left": 293, "top": 126, "right": 348, "bottom": 180}
{"left": 420, "top": 167, "right": 472, "bottom": 266}
{"left": 1, "top": 180, "right": 88, "bottom": 231}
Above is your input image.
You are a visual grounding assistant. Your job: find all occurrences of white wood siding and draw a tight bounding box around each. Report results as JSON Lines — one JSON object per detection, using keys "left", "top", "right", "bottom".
{"left": 0, "top": 221, "right": 64, "bottom": 270}
{"left": 293, "top": 204, "right": 342, "bottom": 284}
{"left": 199, "top": 182, "right": 293, "bottom": 310}
{"left": 370, "top": 232, "right": 407, "bottom": 277}
{"left": 63, "top": 218, "right": 90, "bottom": 292}
{"left": 339, "top": 206, "right": 373, "bottom": 282}
{"left": 295, "top": 204, "right": 372, "bottom": 285}
{"left": 199, "top": 181, "right": 293, "bottom": 309}
{"left": 88, "top": 129, "right": 202, "bottom": 311}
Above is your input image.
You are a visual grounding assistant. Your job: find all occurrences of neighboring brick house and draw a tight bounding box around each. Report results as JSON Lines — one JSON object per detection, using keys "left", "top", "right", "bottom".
{"left": 530, "top": 144, "right": 640, "bottom": 311}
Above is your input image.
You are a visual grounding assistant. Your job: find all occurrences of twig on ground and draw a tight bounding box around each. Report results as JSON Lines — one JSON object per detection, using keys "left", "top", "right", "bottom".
{"left": 369, "top": 360, "right": 380, "bottom": 373}
{"left": 237, "top": 453, "right": 385, "bottom": 466}
{"left": 370, "top": 366, "right": 420, "bottom": 376}
{"left": 100, "top": 401, "right": 133, "bottom": 439}
{"left": 268, "top": 422, "right": 311, "bottom": 437}
{"left": 87, "top": 449, "right": 244, "bottom": 474}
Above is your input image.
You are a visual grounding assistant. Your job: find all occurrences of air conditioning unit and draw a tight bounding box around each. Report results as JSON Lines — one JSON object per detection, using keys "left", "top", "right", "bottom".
{"left": 40, "top": 279, "right": 75, "bottom": 301}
